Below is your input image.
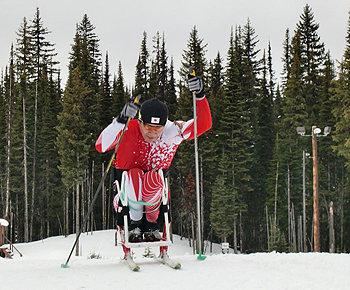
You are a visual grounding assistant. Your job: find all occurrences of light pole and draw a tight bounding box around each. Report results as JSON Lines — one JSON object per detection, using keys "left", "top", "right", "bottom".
{"left": 296, "top": 126, "right": 331, "bottom": 253}
{"left": 311, "top": 126, "right": 320, "bottom": 252}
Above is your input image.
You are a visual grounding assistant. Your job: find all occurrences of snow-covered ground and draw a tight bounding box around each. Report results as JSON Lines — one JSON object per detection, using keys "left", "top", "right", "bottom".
{"left": 1, "top": 230, "right": 350, "bottom": 290}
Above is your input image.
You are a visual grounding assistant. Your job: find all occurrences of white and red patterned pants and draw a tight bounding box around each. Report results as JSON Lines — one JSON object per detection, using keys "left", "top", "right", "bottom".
{"left": 113, "top": 168, "right": 164, "bottom": 222}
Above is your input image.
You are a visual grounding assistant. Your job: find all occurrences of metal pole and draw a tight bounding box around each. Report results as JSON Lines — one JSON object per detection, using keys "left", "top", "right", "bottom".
{"left": 193, "top": 93, "right": 202, "bottom": 256}
{"left": 61, "top": 96, "right": 140, "bottom": 268}
{"left": 312, "top": 126, "right": 320, "bottom": 252}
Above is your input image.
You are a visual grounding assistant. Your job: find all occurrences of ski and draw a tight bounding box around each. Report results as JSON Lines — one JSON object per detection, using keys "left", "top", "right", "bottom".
{"left": 123, "top": 253, "right": 140, "bottom": 271}
{"left": 123, "top": 252, "right": 180, "bottom": 271}
{"left": 157, "top": 253, "right": 181, "bottom": 269}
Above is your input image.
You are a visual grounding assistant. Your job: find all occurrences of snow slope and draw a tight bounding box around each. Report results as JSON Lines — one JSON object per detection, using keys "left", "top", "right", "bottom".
{"left": 1, "top": 230, "right": 350, "bottom": 290}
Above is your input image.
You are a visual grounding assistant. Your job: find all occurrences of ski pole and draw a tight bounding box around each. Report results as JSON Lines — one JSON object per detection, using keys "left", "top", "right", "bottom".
{"left": 61, "top": 95, "right": 141, "bottom": 268}
{"left": 189, "top": 68, "right": 206, "bottom": 260}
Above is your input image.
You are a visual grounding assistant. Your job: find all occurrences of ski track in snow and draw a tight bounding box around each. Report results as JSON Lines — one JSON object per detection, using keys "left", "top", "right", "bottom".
{"left": 1, "top": 230, "right": 350, "bottom": 290}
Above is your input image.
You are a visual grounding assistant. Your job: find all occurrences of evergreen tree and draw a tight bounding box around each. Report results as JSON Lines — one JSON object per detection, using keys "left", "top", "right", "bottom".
{"left": 69, "top": 14, "right": 101, "bottom": 154}
{"left": 59, "top": 14, "right": 103, "bottom": 232}
{"left": 165, "top": 58, "right": 177, "bottom": 119}
{"left": 14, "top": 16, "right": 35, "bottom": 242}
{"left": 241, "top": 19, "right": 264, "bottom": 250}
{"left": 277, "top": 5, "right": 328, "bottom": 251}
{"left": 330, "top": 10, "right": 350, "bottom": 252}
{"left": 37, "top": 69, "right": 62, "bottom": 238}
{"left": 112, "top": 61, "right": 127, "bottom": 117}
{"left": 134, "top": 31, "right": 150, "bottom": 100}
{"left": 210, "top": 150, "right": 236, "bottom": 242}
{"left": 252, "top": 50, "right": 275, "bottom": 227}
{"left": 159, "top": 33, "right": 168, "bottom": 102}
{"left": 11, "top": 77, "right": 25, "bottom": 240}
{"left": 296, "top": 4, "right": 325, "bottom": 124}
{"left": 281, "top": 29, "right": 291, "bottom": 89}
{"left": 3, "top": 46, "right": 16, "bottom": 220}
{"left": 241, "top": 18, "right": 260, "bottom": 120}
{"left": 172, "top": 26, "right": 208, "bottom": 242}
{"left": 56, "top": 68, "right": 90, "bottom": 192}
{"left": 220, "top": 27, "right": 251, "bottom": 249}
{"left": 29, "top": 7, "right": 59, "bottom": 240}
{"left": 0, "top": 72, "right": 5, "bottom": 210}
{"left": 99, "top": 52, "right": 113, "bottom": 129}
{"left": 332, "top": 11, "right": 350, "bottom": 167}
{"left": 265, "top": 85, "right": 284, "bottom": 230}
{"left": 278, "top": 28, "right": 308, "bottom": 248}
{"left": 148, "top": 32, "right": 169, "bottom": 103}
{"left": 149, "top": 32, "right": 161, "bottom": 100}
{"left": 177, "top": 26, "right": 208, "bottom": 119}
{"left": 30, "top": 7, "right": 58, "bottom": 74}
{"left": 207, "top": 52, "right": 225, "bottom": 127}
{"left": 56, "top": 68, "right": 90, "bottom": 241}
{"left": 148, "top": 59, "right": 158, "bottom": 100}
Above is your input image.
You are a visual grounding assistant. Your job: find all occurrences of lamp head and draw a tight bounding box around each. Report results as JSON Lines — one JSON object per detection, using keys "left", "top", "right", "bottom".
{"left": 324, "top": 126, "right": 331, "bottom": 136}
{"left": 297, "top": 127, "right": 306, "bottom": 136}
{"left": 313, "top": 127, "right": 321, "bottom": 135}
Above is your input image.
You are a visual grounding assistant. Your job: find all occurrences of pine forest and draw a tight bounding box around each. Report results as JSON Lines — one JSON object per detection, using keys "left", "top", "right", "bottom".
{"left": 2, "top": 5, "right": 350, "bottom": 254}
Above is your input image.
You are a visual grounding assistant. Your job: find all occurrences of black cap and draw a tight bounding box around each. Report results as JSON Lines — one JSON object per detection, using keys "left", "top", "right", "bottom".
{"left": 138, "top": 98, "right": 168, "bottom": 126}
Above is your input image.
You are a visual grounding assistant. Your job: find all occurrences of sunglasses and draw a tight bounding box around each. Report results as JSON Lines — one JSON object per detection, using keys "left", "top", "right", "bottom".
{"left": 142, "top": 122, "right": 164, "bottom": 132}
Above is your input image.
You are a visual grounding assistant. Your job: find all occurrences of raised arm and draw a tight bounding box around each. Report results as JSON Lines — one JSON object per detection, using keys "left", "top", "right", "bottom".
{"left": 181, "top": 96, "right": 212, "bottom": 140}
{"left": 95, "top": 119, "right": 124, "bottom": 153}
{"left": 95, "top": 102, "right": 139, "bottom": 153}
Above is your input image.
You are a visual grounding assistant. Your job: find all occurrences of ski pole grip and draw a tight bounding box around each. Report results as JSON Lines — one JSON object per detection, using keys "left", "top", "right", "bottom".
{"left": 134, "top": 94, "right": 141, "bottom": 105}
{"left": 189, "top": 67, "right": 196, "bottom": 78}
{"left": 188, "top": 67, "right": 197, "bottom": 94}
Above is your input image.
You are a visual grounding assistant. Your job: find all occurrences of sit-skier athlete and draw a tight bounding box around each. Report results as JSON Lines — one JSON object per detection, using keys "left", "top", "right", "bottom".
{"left": 95, "top": 75, "right": 212, "bottom": 248}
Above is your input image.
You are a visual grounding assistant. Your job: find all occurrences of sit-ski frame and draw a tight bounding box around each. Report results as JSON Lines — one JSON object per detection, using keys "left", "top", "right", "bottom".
{"left": 116, "top": 169, "right": 172, "bottom": 249}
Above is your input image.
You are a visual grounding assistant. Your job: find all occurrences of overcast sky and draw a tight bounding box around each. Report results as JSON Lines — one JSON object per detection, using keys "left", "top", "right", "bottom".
{"left": 1, "top": 0, "right": 349, "bottom": 88}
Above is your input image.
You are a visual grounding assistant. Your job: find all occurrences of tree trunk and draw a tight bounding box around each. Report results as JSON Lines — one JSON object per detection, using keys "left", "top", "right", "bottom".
{"left": 287, "top": 164, "right": 291, "bottom": 249}
{"left": 298, "top": 215, "right": 303, "bottom": 252}
{"left": 291, "top": 203, "right": 296, "bottom": 252}
{"left": 329, "top": 201, "right": 335, "bottom": 253}
{"left": 72, "top": 187, "right": 75, "bottom": 237}
{"left": 87, "top": 168, "right": 91, "bottom": 233}
{"left": 266, "top": 205, "right": 269, "bottom": 251}
{"left": 5, "top": 77, "right": 12, "bottom": 216}
{"left": 64, "top": 190, "right": 69, "bottom": 236}
{"left": 191, "top": 213, "right": 196, "bottom": 255}
{"left": 30, "top": 80, "right": 38, "bottom": 242}
{"left": 102, "top": 162, "right": 106, "bottom": 230}
{"left": 274, "top": 161, "right": 279, "bottom": 226}
{"left": 75, "top": 183, "right": 80, "bottom": 256}
{"left": 240, "top": 211, "right": 243, "bottom": 252}
{"left": 82, "top": 172, "right": 85, "bottom": 232}
{"left": 340, "top": 165, "right": 344, "bottom": 251}
{"left": 233, "top": 218, "right": 238, "bottom": 253}
{"left": 23, "top": 94, "right": 29, "bottom": 243}
{"left": 107, "top": 170, "right": 112, "bottom": 229}
{"left": 91, "top": 161, "right": 94, "bottom": 233}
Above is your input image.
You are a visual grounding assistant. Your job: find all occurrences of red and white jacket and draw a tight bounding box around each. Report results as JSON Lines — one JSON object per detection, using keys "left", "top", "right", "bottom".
{"left": 95, "top": 97, "right": 212, "bottom": 171}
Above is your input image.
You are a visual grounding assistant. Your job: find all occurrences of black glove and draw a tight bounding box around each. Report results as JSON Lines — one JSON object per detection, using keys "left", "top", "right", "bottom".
{"left": 188, "top": 75, "right": 205, "bottom": 98}
{"left": 117, "top": 102, "right": 140, "bottom": 124}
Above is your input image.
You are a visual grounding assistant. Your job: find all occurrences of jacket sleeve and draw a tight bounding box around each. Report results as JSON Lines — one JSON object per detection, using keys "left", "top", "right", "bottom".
{"left": 181, "top": 96, "right": 212, "bottom": 140}
{"left": 95, "top": 118, "right": 124, "bottom": 153}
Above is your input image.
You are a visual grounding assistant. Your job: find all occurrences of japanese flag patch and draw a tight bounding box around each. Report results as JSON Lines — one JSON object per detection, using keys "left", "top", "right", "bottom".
{"left": 151, "top": 117, "right": 160, "bottom": 124}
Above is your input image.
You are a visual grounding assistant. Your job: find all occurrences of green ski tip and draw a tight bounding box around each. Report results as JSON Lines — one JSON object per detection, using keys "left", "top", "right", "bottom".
{"left": 61, "top": 263, "right": 69, "bottom": 268}
{"left": 197, "top": 251, "right": 207, "bottom": 261}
